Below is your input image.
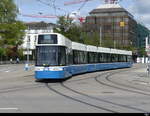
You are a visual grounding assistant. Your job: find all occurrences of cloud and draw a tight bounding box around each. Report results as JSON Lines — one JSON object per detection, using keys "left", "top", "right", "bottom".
{"left": 135, "top": 0, "right": 150, "bottom": 14}
{"left": 130, "top": 0, "right": 150, "bottom": 29}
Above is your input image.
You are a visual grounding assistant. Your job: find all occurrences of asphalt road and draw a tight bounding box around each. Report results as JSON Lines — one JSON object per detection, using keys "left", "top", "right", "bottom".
{"left": 0, "top": 63, "right": 150, "bottom": 113}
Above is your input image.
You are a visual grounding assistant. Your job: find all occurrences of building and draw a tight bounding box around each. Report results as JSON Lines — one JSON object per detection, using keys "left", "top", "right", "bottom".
{"left": 137, "top": 24, "right": 150, "bottom": 52}
{"left": 22, "top": 21, "right": 56, "bottom": 60}
{"left": 83, "top": 3, "right": 137, "bottom": 49}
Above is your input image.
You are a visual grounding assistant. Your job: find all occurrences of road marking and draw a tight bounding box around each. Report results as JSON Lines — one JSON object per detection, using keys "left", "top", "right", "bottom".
{"left": 0, "top": 108, "right": 19, "bottom": 110}
{"left": 5, "top": 70, "right": 10, "bottom": 72}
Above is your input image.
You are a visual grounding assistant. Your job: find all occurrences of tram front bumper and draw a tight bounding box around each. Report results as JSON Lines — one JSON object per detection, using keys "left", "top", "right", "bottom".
{"left": 35, "top": 71, "right": 65, "bottom": 79}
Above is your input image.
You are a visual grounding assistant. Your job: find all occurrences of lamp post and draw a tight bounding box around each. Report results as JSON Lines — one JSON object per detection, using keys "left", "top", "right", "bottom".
{"left": 100, "top": 26, "right": 102, "bottom": 46}
{"left": 25, "top": 36, "right": 30, "bottom": 71}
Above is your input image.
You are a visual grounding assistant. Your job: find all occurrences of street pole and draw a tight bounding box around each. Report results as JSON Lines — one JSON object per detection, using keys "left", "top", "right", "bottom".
{"left": 25, "top": 38, "right": 30, "bottom": 71}
{"left": 100, "top": 26, "right": 102, "bottom": 46}
{"left": 114, "top": 40, "right": 116, "bottom": 49}
{"left": 146, "top": 36, "right": 150, "bottom": 77}
{"left": 27, "top": 40, "right": 30, "bottom": 65}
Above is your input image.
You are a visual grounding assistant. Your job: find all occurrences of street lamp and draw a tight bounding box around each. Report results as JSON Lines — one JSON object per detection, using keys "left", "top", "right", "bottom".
{"left": 99, "top": 26, "right": 102, "bottom": 46}
{"left": 27, "top": 37, "right": 30, "bottom": 64}
{"left": 25, "top": 36, "right": 30, "bottom": 71}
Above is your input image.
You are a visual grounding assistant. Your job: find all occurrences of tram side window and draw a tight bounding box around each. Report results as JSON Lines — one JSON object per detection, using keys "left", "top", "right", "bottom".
{"left": 118, "top": 55, "right": 122, "bottom": 62}
{"left": 127, "top": 55, "right": 132, "bottom": 62}
{"left": 88, "top": 52, "right": 98, "bottom": 63}
{"left": 58, "top": 47, "right": 66, "bottom": 66}
{"left": 99, "top": 53, "right": 103, "bottom": 63}
{"left": 66, "top": 48, "right": 73, "bottom": 65}
{"left": 111, "top": 54, "right": 118, "bottom": 62}
{"left": 99, "top": 53, "right": 110, "bottom": 63}
{"left": 103, "top": 53, "right": 108, "bottom": 63}
{"left": 98, "top": 53, "right": 109, "bottom": 63}
{"left": 123, "top": 55, "right": 127, "bottom": 62}
{"left": 82, "top": 51, "right": 87, "bottom": 64}
{"left": 73, "top": 50, "right": 87, "bottom": 64}
{"left": 73, "top": 50, "right": 78, "bottom": 64}
{"left": 106, "top": 53, "right": 111, "bottom": 63}
{"left": 118, "top": 55, "right": 127, "bottom": 62}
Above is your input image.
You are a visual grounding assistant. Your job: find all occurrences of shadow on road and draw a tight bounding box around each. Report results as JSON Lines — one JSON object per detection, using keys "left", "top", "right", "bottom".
{"left": 35, "top": 77, "right": 72, "bottom": 84}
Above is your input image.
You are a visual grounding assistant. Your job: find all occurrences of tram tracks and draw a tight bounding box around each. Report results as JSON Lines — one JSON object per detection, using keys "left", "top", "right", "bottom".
{"left": 61, "top": 82, "right": 148, "bottom": 113}
{"left": 0, "top": 66, "right": 149, "bottom": 112}
{"left": 45, "top": 82, "right": 117, "bottom": 113}
{"left": 45, "top": 67, "right": 149, "bottom": 113}
{"left": 95, "top": 71, "right": 150, "bottom": 97}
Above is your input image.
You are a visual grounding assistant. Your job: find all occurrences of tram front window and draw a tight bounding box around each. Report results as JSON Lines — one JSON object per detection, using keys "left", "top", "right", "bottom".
{"left": 36, "top": 46, "right": 66, "bottom": 66}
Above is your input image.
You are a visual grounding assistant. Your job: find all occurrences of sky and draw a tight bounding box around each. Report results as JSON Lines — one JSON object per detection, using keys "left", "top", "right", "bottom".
{"left": 14, "top": 0, "right": 150, "bottom": 29}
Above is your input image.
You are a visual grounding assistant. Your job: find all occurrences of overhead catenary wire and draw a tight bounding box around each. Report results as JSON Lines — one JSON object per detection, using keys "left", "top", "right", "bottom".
{"left": 77, "top": 0, "right": 88, "bottom": 12}
{"left": 52, "top": 0, "right": 57, "bottom": 15}
{"left": 37, "top": 0, "right": 68, "bottom": 15}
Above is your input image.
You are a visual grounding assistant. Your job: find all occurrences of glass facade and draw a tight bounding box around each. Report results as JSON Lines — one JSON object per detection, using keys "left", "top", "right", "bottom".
{"left": 83, "top": 8, "right": 137, "bottom": 49}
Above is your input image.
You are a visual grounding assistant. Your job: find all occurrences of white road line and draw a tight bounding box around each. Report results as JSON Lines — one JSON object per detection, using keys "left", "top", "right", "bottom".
{"left": 5, "top": 70, "right": 10, "bottom": 72}
{"left": 0, "top": 108, "right": 19, "bottom": 110}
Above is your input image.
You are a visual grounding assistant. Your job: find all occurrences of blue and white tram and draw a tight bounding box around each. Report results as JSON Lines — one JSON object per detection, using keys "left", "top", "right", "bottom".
{"left": 35, "top": 33, "right": 133, "bottom": 80}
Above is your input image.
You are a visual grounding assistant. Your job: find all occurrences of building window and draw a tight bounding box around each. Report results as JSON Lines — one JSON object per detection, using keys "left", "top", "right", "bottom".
{"left": 104, "top": 25, "right": 112, "bottom": 32}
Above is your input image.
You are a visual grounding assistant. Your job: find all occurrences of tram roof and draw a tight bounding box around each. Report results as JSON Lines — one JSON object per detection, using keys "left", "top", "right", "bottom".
{"left": 36, "top": 33, "right": 132, "bottom": 55}
{"left": 87, "top": 45, "right": 98, "bottom": 52}
{"left": 72, "top": 42, "right": 87, "bottom": 51}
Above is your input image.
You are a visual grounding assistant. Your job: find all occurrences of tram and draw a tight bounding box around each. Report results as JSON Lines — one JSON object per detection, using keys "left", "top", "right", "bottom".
{"left": 35, "top": 33, "right": 133, "bottom": 80}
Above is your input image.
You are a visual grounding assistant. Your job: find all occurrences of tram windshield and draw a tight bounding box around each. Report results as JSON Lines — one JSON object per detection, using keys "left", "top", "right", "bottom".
{"left": 38, "top": 34, "right": 57, "bottom": 44}
{"left": 36, "top": 46, "right": 66, "bottom": 66}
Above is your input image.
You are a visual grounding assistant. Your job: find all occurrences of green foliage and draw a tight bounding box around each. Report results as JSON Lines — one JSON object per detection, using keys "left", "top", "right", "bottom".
{"left": 54, "top": 16, "right": 73, "bottom": 35}
{"left": 0, "top": 21, "right": 26, "bottom": 58}
{"left": 83, "top": 32, "right": 100, "bottom": 46}
{"left": 0, "top": 0, "right": 27, "bottom": 59}
{"left": 0, "top": 21, "right": 26, "bottom": 45}
{"left": 0, "top": 0, "right": 18, "bottom": 23}
{"left": 0, "top": 47, "right": 5, "bottom": 56}
{"left": 101, "top": 34, "right": 114, "bottom": 48}
{"left": 18, "top": 48, "right": 24, "bottom": 60}
{"left": 55, "top": 16, "right": 101, "bottom": 46}
{"left": 138, "top": 48, "right": 147, "bottom": 57}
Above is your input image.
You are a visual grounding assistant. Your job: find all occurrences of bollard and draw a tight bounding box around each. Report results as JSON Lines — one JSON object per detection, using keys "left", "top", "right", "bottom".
{"left": 147, "top": 64, "right": 150, "bottom": 77}
{"left": 24, "top": 63, "right": 29, "bottom": 71}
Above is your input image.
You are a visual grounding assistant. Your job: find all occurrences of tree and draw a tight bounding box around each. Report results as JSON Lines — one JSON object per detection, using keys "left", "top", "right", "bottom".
{"left": 0, "top": 0, "right": 18, "bottom": 23}
{"left": 55, "top": 16, "right": 100, "bottom": 45}
{"left": 0, "top": 0, "right": 26, "bottom": 59}
{"left": 83, "top": 32, "right": 100, "bottom": 46}
{"left": 0, "top": 21, "right": 26, "bottom": 58}
{"left": 54, "top": 16, "right": 73, "bottom": 36}
{"left": 101, "top": 34, "right": 114, "bottom": 48}
{"left": 138, "top": 48, "right": 147, "bottom": 57}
